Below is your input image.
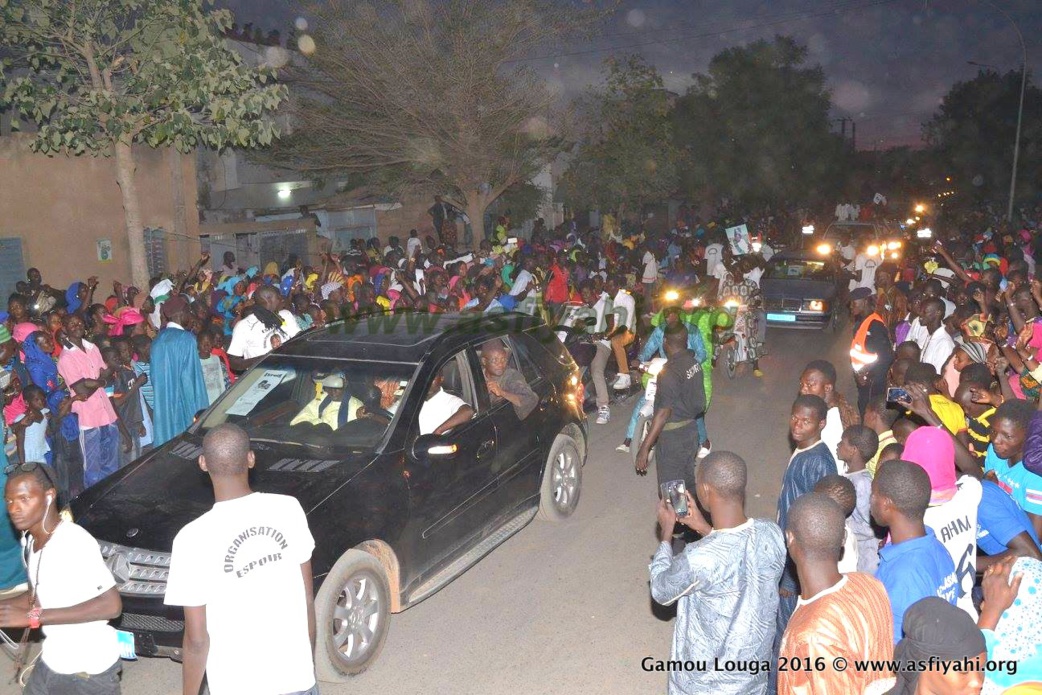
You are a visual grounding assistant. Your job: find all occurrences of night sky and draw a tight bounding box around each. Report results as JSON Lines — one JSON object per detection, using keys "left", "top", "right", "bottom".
{"left": 219, "top": 0, "right": 1041, "bottom": 150}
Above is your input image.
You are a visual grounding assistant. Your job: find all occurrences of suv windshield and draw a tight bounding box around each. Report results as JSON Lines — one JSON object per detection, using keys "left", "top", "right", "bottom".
{"left": 766, "top": 259, "right": 832, "bottom": 281}
{"left": 198, "top": 357, "right": 416, "bottom": 452}
{"left": 824, "top": 225, "right": 877, "bottom": 246}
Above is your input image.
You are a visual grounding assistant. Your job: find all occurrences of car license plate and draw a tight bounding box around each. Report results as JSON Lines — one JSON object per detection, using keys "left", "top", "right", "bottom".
{"left": 767, "top": 313, "right": 796, "bottom": 323}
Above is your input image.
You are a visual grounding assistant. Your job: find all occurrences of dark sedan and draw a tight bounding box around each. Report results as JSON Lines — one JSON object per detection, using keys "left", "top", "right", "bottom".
{"left": 71, "top": 312, "right": 588, "bottom": 682}
{"left": 762, "top": 251, "right": 841, "bottom": 330}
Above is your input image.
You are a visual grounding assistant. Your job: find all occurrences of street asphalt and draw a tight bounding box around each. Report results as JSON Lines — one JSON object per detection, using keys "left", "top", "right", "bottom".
{"left": 114, "top": 323, "right": 854, "bottom": 695}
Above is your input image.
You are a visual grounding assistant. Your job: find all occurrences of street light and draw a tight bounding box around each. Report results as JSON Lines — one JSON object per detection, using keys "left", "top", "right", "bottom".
{"left": 976, "top": 1, "right": 1027, "bottom": 223}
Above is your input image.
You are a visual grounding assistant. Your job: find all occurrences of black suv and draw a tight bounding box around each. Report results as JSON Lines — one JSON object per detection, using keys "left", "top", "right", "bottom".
{"left": 71, "top": 312, "right": 588, "bottom": 682}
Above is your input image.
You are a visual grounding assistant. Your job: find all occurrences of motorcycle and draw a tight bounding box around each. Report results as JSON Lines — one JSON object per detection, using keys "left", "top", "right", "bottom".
{"left": 630, "top": 357, "right": 667, "bottom": 466}
{"left": 558, "top": 314, "right": 642, "bottom": 413}
{"left": 714, "top": 293, "right": 764, "bottom": 379}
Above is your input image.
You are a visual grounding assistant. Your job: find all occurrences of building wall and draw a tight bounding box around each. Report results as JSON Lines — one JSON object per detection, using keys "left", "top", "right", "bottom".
{"left": 0, "top": 134, "right": 199, "bottom": 290}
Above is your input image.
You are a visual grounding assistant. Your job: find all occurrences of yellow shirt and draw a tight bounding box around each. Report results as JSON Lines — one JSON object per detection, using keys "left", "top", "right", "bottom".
{"left": 867, "top": 430, "right": 897, "bottom": 478}
{"left": 929, "top": 394, "right": 966, "bottom": 435}
{"left": 290, "top": 395, "right": 362, "bottom": 429}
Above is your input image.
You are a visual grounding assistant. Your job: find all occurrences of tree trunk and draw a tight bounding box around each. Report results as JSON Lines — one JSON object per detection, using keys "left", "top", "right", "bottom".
{"left": 466, "top": 195, "right": 486, "bottom": 248}
{"left": 114, "top": 141, "right": 150, "bottom": 289}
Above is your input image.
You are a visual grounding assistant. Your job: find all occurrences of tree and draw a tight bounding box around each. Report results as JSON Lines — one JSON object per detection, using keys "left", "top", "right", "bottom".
{"left": 0, "top": 0, "right": 287, "bottom": 287}
{"left": 924, "top": 69, "right": 1042, "bottom": 206}
{"left": 673, "top": 36, "right": 849, "bottom": 207}
{"left": 267, "top": 0, "right": 597, "bottom": 244}
{"left": 560, "top": 55, "right": 680, "bottom": 220}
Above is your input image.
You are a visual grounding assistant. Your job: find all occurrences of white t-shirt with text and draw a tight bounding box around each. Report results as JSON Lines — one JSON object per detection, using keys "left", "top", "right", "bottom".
{"left": 165, "top": 493, "right": 317, "bottom": 695}
{"left": 924, "top": 476, "right": 982, "bottom": 620}
{"left": 227, "top": 311, "right": 301, "bottom": 361}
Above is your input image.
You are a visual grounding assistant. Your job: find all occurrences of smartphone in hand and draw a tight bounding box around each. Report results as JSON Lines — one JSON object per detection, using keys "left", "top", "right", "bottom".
{"left": 886, "top": 387, "right": 910, "bottom": 404}
{"left": 661, "top": 480, "right": 690, "bottom": 517}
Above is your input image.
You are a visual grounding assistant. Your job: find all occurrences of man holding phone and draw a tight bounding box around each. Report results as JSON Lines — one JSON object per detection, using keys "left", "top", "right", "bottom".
{"left": 650, "top": 451, "right": 785, "bottom": 694}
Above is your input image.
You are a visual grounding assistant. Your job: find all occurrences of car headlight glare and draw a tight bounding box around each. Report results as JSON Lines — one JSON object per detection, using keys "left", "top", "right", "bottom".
{"left": 867, "top": 245, "right": 880, "bottom": 256}
{"left": 663, "top": 289, "right": 680, "bottom": 302}
{"left": 887, "top": 241, "right": 901, "bottom": 250}
{"left": 816, "top": 243, "right": 832, "bottom": 255}
{"left": 805, "top": 300, "right": 826, "bottom": 312}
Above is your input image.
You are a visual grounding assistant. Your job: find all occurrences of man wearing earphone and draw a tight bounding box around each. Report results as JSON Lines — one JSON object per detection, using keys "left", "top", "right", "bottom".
{"left": 0, "top": 463, "right": 123, "bottom": 693}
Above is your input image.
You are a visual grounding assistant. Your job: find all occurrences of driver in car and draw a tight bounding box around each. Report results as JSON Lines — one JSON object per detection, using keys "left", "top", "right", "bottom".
{"left": 290, "top": 374, "right": 361, "bottom": 429}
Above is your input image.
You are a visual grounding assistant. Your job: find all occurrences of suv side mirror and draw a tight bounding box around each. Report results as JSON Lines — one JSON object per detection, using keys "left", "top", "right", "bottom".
{"left": 411, "top": 434, "right": 459, "bottom": 461}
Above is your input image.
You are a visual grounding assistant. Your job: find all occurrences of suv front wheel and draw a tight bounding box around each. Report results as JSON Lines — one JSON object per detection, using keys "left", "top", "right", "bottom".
{"left": 537, "top": 433, "right": 582, "bottom": 521}
{"left": 315, "top": 549, "right": 391, "bottom": 682}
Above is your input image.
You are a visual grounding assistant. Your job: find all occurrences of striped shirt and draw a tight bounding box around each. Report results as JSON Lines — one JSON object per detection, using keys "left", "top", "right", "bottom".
{"left": 134, "top": 361, "right": 154, "bottom": 410}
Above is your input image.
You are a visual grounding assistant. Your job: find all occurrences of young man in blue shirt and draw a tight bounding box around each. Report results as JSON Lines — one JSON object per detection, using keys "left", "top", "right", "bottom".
{"left": 984, "top": 399, "right": 1042, "bottom": 540}
{"left": 872, "top": 459, "right": 958, "bottom": 642}
{"left": 976, "top": 479, "right": 1042, "bottom": 570}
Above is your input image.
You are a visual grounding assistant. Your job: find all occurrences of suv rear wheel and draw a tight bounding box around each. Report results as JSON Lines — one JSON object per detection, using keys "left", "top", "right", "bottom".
{"left": 315, "top": 550, "right": 391, "bottom": 682}
{"left": 538, "top": 434, "right": 582, "bottom": 521}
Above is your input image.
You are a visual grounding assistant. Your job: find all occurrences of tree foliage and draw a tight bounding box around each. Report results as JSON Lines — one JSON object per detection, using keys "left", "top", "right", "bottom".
{"left": 924, "top": 69, "right": 1041, "bottom": 204}
{"left": 0, "top": 0, "right": 288, "bottom": 284}
{"left": 0, "top": 0, "right": 286, "bottom": 154}
{"left": 673, "top": 36, "right": 848, "bottom": 206}
{"left": 267, "top": 0, "right": 597, "bottom": 234}
{"left": 561, "top": 55, "right": 680, "bottom": 215}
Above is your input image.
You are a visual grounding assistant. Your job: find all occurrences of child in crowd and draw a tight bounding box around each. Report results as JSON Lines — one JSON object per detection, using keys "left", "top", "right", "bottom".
{"left": 13, "top": 384, "right": 51, "bottom": 465}
{"left": 813, "top": 474, "right": 860, "bottom": 573}
{"left": 132, "top": 334, "right": 154, "bottom": 412}
{"left": 103, "top": 345, "right": 144, "bottom": 467}
{"left": 837, "top": 425, "right": 880, "bottom": 573}
{"left": 198, "top": 328, "right": 230, "bottom": 406}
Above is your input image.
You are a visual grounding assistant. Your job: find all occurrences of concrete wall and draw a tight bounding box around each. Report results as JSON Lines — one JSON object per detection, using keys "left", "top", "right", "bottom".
{"left": 0, "top": 134, "right": 199, "bottom": 289}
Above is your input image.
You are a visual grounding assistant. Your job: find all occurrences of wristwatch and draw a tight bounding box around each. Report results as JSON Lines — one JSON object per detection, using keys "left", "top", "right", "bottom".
{"left": 27, "top": 605, "right": 41, "bottom": 629}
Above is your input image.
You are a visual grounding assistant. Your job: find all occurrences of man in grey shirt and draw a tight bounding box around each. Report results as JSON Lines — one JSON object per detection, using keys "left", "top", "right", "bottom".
{"left": 650, "top": 451, "right": 785, "bottom": 695}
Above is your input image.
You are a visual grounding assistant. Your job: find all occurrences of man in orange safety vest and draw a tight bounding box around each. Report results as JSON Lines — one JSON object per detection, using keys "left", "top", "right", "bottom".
{"left": 849, "top": 286, "right": 894, "bottom": 416}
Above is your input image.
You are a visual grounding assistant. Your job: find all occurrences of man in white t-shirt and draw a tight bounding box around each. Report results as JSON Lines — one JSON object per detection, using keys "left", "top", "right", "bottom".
{"left": 0, "top": 464, "right": 123, "bottom": 693}
{"left": 227, "top": 285, "right": 301, "bottom": 371}
{"left": 406, "top": 230, "right": 423, "bottom": 260}
{"left": 641, "top": 245, "right": 660, "bottom": 306}
{"left": 165, "top": 424, "right": 318, "bottom": 695}
{"left": 849, "top": 251, "right": 879, "bottom": 292}
{"left": 418, "top": 373, "right": 474, "bottom": 436}
{"left": 703, "top": 241, "right": 724, "bottom": 280}
{"left": 509, "top": 256, "right": 537, "bottom": 299}
{"left": 607, "top": 278, "right": 637, "bottom": 391}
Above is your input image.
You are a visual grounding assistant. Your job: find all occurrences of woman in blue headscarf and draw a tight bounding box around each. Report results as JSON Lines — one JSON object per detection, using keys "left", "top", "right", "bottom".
{"left": 65, "top": 281, "right": 86, "bottom": 314}
{"left": 216, "top": 275, "right": 246, "bottom": 336}
{"left": 23, "top": 330, "right": 83, "bottom": 499}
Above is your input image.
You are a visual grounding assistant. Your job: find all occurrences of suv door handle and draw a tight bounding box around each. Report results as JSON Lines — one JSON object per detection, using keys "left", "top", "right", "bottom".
{"left": 477, "top": 440, "right": 495, "bottom": 458}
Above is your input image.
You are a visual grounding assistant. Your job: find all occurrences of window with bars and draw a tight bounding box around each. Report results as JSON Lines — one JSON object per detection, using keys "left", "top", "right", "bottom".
{"left": 143, "top": 228, "right": 168, "bottom": 278}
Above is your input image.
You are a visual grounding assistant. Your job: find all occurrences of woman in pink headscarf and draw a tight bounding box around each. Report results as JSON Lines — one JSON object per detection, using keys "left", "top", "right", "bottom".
{"left": 902, "top": 426, "right": 983, "bottom": 617}
{"left": 103, "top": 306, "right": 147, "bottom": 337}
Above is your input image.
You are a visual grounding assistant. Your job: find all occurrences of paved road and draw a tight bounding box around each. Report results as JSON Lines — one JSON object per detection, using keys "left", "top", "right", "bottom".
{"left": 120, "top": 324, "right": 854, "bottom": 695}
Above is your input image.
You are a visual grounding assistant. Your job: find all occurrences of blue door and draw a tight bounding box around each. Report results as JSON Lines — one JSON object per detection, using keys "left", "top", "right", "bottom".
{"left": 0, "top": 238, "right": 25, "bottom": 299}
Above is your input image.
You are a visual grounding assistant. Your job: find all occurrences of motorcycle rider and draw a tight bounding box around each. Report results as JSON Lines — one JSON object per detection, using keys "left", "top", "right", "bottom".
{"left": 717, "top": 256, "right": 767, "bottom": 377}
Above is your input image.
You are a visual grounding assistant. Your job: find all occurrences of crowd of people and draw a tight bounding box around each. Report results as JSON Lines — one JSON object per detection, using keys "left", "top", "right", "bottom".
{"left": 4, "top": 197, "right": 1042, "bottom": 693}
{"left": 648, "top": 202, "right": 1042, "bottom": 694}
